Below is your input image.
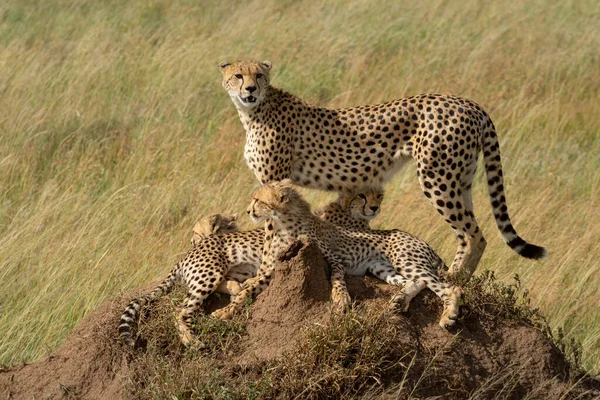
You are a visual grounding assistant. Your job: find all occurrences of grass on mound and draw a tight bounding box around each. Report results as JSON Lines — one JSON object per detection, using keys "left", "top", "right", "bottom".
{"left": 125, "top": 274, "right": 594, "bottom": 400}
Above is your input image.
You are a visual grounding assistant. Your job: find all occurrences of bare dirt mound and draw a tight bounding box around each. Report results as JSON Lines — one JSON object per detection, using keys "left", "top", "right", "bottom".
{"left": 0, "top": 296, "right": 127, "bottom": 399}
{"left": 2, "top": 240, "right": 599, "bottom": 399}
{"left": 236, "top": 240, "right": 331, "bottom": 363}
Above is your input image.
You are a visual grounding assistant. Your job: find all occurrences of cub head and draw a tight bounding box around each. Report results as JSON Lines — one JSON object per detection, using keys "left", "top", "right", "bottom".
{"left": 219, "top": 60, "right": 272, "bottom": 109}
{"left": 191, "top": 213, "right": 238, "bottom": 246}
{"left": 338, "top": 189, "right": 384, "bottom": 221}
{"left": 247, "top": 179, "right": 308, "bottom": 223}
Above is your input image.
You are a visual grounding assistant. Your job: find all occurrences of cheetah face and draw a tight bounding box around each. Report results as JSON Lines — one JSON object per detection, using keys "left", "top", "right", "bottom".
{"left": 191, "top": 213, "right": 238, "bottom": 246}
{"left": 219, "top": 60, "right": 272, "bottom": 109}
{"left": 247, "top": 179, "right": 299, "bottom": 223}
{"left": 344, "top": 190, "right": 384, "bottom": 221}
{"left": 247, "top": 198, "right": 272, "bottom": 223}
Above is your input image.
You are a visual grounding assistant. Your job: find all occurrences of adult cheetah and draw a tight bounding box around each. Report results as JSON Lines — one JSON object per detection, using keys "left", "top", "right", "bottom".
{"left": 212, "top": 181, "right": 461, "bottom": 329}
{"left": 219, "top": 60, "right": 547, "bottom": 279}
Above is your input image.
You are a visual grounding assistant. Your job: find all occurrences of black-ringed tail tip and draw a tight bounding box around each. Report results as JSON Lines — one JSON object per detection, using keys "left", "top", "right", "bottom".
{"left": 507, "top": 238, "right": 548, "bottom": 259}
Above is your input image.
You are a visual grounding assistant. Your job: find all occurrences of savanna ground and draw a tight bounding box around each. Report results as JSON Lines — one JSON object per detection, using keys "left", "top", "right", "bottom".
{"left": 0, "top": 0, "right": 598, "bottom": 380}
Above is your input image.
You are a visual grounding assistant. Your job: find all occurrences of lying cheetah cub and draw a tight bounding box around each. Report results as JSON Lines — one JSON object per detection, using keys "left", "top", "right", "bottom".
{"left": 119, "top": 214, "right": 262, "bottom": 346}
{"left": 315, "top": 189, "right": 383, "bottom": 230}
{"left": 190, "top": 213, "right": 239, "bottom": 246}
{"left": 213, "top": 181, "right": 462, "bottom": 329}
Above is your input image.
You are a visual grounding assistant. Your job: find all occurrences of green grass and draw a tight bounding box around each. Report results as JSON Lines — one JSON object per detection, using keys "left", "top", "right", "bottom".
{"left": 0, "top": 0, "right": 599, "bottom": 373}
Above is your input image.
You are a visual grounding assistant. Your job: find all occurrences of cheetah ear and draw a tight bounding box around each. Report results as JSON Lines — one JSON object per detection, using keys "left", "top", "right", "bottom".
{"left": 279, "top": 178, "right": 294, "bottom": 187}
{"left": 219, "top": 61, "right": 231, "bottom": 73}
{"left": 336, "top": 191, "right": 353, "bottom": 207}
{"left": 260, "top": 60, "right": 272, "bottom": 70}
{"left": 210, "top": 214, "right": 222, "bottom": 233}
{"left": 230, "top": 213, "right": 238, "bottom": 221}
{"left": 277, "top": 187, "right": 293, "bottom": 204}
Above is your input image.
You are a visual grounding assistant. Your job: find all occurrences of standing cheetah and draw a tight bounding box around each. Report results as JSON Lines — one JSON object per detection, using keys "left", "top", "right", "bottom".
{"left": 213, "top": 181, "right": 462, "bottom": 329}
{"left": 219, "top": 60, "right": 547, "bottom": 279}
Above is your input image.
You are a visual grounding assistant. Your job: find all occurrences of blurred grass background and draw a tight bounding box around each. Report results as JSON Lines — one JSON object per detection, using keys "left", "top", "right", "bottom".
{"left": 0, "top": 0, "right": 598, "bottom": 372}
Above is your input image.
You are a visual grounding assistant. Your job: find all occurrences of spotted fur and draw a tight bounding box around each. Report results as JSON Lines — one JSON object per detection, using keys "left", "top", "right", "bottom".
{"left": 190, "top": 213, "right": 238, "bottom": 246}
{"left": 212, "top": 181, "right": 462, "bottom": 329}
{"left": 119, "top": 192, "right": 381, "bottom": 346}
{"left": 119, "top": 214, "right": 262, "bottom": 346}
{"left": 315, "top": 189, "right": 383, "bottom": 230}
{"left": 220, "top": 60, "right": 547, "bottom": 279}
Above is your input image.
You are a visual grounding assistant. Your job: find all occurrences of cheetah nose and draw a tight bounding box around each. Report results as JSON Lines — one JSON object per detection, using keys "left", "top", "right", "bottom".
{"left": 245, "top": 85, "right": 257, "bottom": 93}
{"left": 370, "top": 206, "right": 379, "bottom": 212}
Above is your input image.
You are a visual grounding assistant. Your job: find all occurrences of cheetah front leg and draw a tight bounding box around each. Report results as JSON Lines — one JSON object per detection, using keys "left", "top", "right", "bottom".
{"left": 210, "top": 264, "right": 273, "bottom": 320}
{"left": 328, "top": 258, "right": 351, "bottom": 312}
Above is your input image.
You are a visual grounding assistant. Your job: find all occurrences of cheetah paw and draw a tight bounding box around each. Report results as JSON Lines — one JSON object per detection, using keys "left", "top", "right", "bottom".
{"left": 178, "top": 325, "right": 196, "bottom": 346}
{"left": 439, "top": 313, "right": 458, "bottom": 329}
{"left": 240, "top": 276, "right": 260, "bottom": 290}
{"left": 211, "top": 304, "right": 238, "bottom": 320}
{"left": 331, "top": 289, "right": 351, "bottom": 313}
{"left": 388, "top": 293, "right": 410, "bottom": 313}
{"left": 439, "top": 298, "right": 460, "bottom": 329}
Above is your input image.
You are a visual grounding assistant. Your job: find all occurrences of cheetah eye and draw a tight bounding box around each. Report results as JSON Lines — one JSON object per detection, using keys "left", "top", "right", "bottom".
{"left": 234, "top": 74, "right": 243, "bottom": 79}
{"left": 256, "top": 73, "right": 263, "bottom": 79}
{"left": 377, "top": 194, "right": 383, "bottom": 200}
{"left": 357, "top": 194, "right": 367, "bottom": 200}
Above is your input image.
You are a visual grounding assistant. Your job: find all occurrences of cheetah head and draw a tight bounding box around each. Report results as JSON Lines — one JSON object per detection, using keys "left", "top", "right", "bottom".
{"left": 190, "top": 213, "right": 238, "bottom": 246}
{"left": 247, "top": 180, "right": 309, "bottom": 223}
{"left": 338, "top": 190, "right": 384, "bottom": 221}
{"left": 219, "top": 60, "right": 272, "bottom": 109}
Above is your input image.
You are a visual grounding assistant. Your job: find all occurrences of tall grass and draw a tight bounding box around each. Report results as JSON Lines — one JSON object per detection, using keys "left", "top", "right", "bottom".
{"left": 0, "top": 0, "right": 598, "bottom": 371}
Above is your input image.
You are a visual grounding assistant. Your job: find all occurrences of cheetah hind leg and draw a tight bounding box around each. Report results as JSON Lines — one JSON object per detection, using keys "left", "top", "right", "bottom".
{"left": 176, "top": 295, "right": 202, "bottom": 345}
{"left": 368, "top": 261, "right": 426, "bottom": 312}
{"left": 419, "top": 272, "right": 463, "bottom": 329}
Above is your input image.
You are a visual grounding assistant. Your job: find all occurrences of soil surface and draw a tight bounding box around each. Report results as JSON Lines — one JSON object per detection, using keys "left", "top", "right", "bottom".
{"left": 1, "top": 240, "right": 598, "bottom": 399}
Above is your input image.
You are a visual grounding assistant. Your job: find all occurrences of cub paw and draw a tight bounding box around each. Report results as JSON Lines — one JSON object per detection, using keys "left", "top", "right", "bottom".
{"left": 211, "top": 304, "right": 238, "bottom": 320}
{"left": 331, "top": 288, "right": 351, "bottom": 313}
{"left": 240, "top": 276, "right": 260, "bottom": 290}
{"left": 176, "top": 320, "right": 196, "bottom": 345}
{"left": 226, "top": 280, "right": 243, "bottom": 296}
{"left": 388, "top": 293, "right": 410, "bottom": 313}
{"left": 438, "top": 313, "right": 458, "bottom": 329}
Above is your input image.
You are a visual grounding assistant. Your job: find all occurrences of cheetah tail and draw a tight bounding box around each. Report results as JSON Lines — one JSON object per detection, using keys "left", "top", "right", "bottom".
{"left": 482, "top": 122, "right": 547, "bottom": 260}
{"left": 118, "top": 268, "right": 179, "bottom": 347}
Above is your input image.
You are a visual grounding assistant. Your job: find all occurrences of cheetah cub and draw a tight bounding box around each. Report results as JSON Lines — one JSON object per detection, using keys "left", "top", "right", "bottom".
{"left": 213, "top": 181, "right": 462, "bottom": 329}
{"left": 190, "top": 213, "right": 238, "bottom": 246}
{"left": 315, "top": 189, "right": 383, "bottom": 230}
{"left": 119, "top": 213, "right": 262, "bottom": 346}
